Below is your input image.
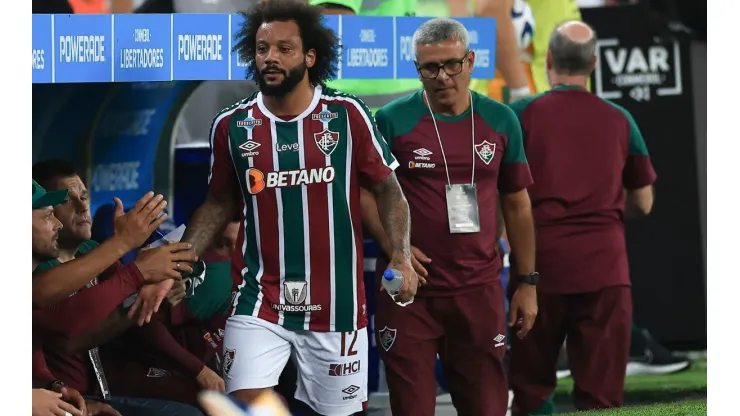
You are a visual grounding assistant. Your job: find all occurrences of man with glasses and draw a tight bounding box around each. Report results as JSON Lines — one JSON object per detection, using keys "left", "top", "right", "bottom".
{"left": 360, "top": 17, "right": 538, "bottom": 415}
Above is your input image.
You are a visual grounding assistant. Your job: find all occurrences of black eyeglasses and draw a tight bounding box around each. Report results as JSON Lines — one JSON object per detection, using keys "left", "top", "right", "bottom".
{"left": 415, "top": 53, "right": 470, "bottom": 79}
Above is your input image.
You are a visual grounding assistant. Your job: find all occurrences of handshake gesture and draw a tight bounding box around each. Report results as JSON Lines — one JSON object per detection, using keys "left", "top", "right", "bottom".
{"left": 109, "top": 192, "right": 198, "bottom": 325}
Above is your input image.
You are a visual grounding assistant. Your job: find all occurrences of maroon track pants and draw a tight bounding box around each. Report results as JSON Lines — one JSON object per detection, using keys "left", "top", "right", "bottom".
{"left": 510, "top": 286, "right": 632, "bottom": 415}
{"left": 376, "top": 281, "right": 509, "bottom": 416}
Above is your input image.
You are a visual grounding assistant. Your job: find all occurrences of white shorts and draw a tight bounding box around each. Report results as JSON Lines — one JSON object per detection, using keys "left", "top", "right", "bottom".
{"left": 223, "top": 315, "right": 368, "bottom": 416}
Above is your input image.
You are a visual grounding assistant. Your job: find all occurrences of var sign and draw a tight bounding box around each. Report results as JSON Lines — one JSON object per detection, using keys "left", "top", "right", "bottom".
{"left": 594, "top": 38, "right": 683, "bottom": 102}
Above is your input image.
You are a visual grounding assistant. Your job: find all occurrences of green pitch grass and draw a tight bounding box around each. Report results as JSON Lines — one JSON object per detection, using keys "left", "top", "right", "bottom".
{"left": 560, "top": 399, "right": 706, "bottom": 415}
{"left": 555, "top": 358, "right": 707, "bottom": 404}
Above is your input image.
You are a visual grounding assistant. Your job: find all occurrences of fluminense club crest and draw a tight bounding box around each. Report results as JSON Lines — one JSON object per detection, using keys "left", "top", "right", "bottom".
{"left": 223, "top": 348, "right": 236, "bottom": 376}
{"left": 378, "top": 326, "right": 397, "bottom": 352}
{"left": 474, "top": 141, "right": 496, "bottom": 165}
{"left": 314, "top": 129, "right": 339, "bottom": 157}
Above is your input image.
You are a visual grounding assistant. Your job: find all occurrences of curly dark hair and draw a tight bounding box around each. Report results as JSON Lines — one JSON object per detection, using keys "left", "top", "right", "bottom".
{"left": 233, "top": 0, "right": 340, "bottom": 86}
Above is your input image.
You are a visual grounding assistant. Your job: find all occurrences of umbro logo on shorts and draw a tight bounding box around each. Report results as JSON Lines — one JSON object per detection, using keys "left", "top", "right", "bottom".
{"left": 342, "top": 385, "right": 360, "bottom": 395}
{"left": 494, "top": 334, "right": 506, "bottom": 347}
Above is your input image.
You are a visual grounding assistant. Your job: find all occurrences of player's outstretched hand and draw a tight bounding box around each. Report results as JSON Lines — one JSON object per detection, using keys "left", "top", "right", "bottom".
{"left": 388, "top": 254, "right": 418, "bottom": 303}
{"left": 112, "top": 193, "right": 169, "bottom": 250}
{"left": 410, "top": 246, "right": 430, "bottom": 284}
{"left": 509, "top": 284, "right": 538, "bottom": 339}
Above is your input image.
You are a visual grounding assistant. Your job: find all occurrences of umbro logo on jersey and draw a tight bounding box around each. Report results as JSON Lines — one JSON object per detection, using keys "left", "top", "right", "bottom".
{"left": 246, "top": 167, "right": 336, "bottom": 194}
{"left": 413, "top": 148, "right": 433, "bottom": 160}
{"left": 238, "top": 140, "right": 261, "bottom": 157}
{"left": 236, "top": 116, "right": 262, "bottom": 130}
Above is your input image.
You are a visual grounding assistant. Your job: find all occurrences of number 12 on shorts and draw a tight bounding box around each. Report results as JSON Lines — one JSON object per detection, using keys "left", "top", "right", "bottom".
{"left": 340, "top": 331, "right": 358, "bottom": 357}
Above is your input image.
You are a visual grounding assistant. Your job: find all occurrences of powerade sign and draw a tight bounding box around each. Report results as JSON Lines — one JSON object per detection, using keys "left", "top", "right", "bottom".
{"left": 32, "top": 14, "right": 497, "bottom": 82}
{"left": 172, "top": 14, "right": 231, "bottom": 81}
{"left": 88, "top": 82, "right": 190, "bottom": 215}
{"left": 54, "top": 14, "right": 113, "bottom": 83}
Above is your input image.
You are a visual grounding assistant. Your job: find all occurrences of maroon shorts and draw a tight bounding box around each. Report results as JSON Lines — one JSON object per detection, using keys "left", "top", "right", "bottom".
{"left": 509, "top": 286, "right": 632, "bottom": 414}
{"left": 375, "top": 281, "right": 509, "bottom": 416}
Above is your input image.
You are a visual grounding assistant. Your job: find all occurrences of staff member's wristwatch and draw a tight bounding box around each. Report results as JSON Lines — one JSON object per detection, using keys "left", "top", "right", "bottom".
{"left": 515, "top": 272, "right": 539, "bottom": 285}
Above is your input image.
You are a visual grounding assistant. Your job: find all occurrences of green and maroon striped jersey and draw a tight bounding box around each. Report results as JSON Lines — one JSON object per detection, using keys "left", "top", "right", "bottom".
{"left": 508, "top": 84, "right": 657, "bottom": 294}
{"left": 208, "top": 86, "right": 398, "bottom": 332}
{"left": 374, "top": 90, "right": 533, "bottom": 295}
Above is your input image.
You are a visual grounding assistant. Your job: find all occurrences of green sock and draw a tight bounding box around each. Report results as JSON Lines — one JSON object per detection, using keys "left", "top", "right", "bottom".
{"left": 530, "top": 394, "right": 557, "bottom": 415}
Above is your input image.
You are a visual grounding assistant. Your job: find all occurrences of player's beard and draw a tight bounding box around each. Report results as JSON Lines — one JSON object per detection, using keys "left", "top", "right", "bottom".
{"left": 257, "top": 62, "right": 307, "bottom": 98}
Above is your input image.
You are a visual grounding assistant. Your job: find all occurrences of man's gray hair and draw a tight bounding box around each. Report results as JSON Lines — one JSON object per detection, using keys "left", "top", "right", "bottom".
{"left": 548, "top": 22, "right": 597, "bottom": 76}
{"left": 412, "top": 17, "right": 469, "bottom": 58}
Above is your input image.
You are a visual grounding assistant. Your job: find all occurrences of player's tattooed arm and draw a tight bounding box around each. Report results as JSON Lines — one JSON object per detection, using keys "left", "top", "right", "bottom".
{"left": 183, "top": 191, "right": 238, "bottom": 256}
{"left": 370, "top": 172, "right": 411, "bottom": 259}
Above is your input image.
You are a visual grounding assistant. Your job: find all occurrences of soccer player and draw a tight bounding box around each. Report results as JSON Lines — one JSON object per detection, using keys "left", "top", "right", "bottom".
{"left": 361, "top": 17, "right": 538, "bottom": 416}
{"left": 507, "top": 21, "right": 657, "bottom": 414}
{"left": 179, "top": 1, "right": 415, "bottom": 414}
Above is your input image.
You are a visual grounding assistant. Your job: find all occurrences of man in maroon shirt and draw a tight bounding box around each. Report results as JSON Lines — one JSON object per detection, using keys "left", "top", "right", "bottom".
{"left": 507, "top": 21, "right": 657, "bottom": 414}
{"left": 102, "top": 221, "right": 240, "bottom": 407}
{"left": 32, "top": 161, "right": 204, "bottom": 416}
{"left": 32, "top": 179, "right": 89, "bottom": 416}
{"left": 361, "top": 18, "right": 538, "bottom": 416}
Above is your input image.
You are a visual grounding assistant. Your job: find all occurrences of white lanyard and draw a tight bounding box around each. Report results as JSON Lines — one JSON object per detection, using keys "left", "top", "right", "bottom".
{"left": 89, "top": 347, "right": 112, "bottom": 400}
{"left": 423, "top": 90, "right": 476, "bottom": 187}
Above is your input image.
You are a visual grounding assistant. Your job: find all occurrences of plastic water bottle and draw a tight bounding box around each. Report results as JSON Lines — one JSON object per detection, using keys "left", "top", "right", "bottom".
{"left": 382, "top": 269, "right": 404, "bottom": 295}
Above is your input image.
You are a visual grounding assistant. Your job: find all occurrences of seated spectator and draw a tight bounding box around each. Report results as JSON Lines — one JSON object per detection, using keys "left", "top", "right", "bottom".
{"left": 32, "top": 179, "right": 90, "bottom": 415}
{"left": 32, "top": 160, "right": 203, "bottom": 416}
{"left": 102, "top": 220, "right": 241, "bottom": 407}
